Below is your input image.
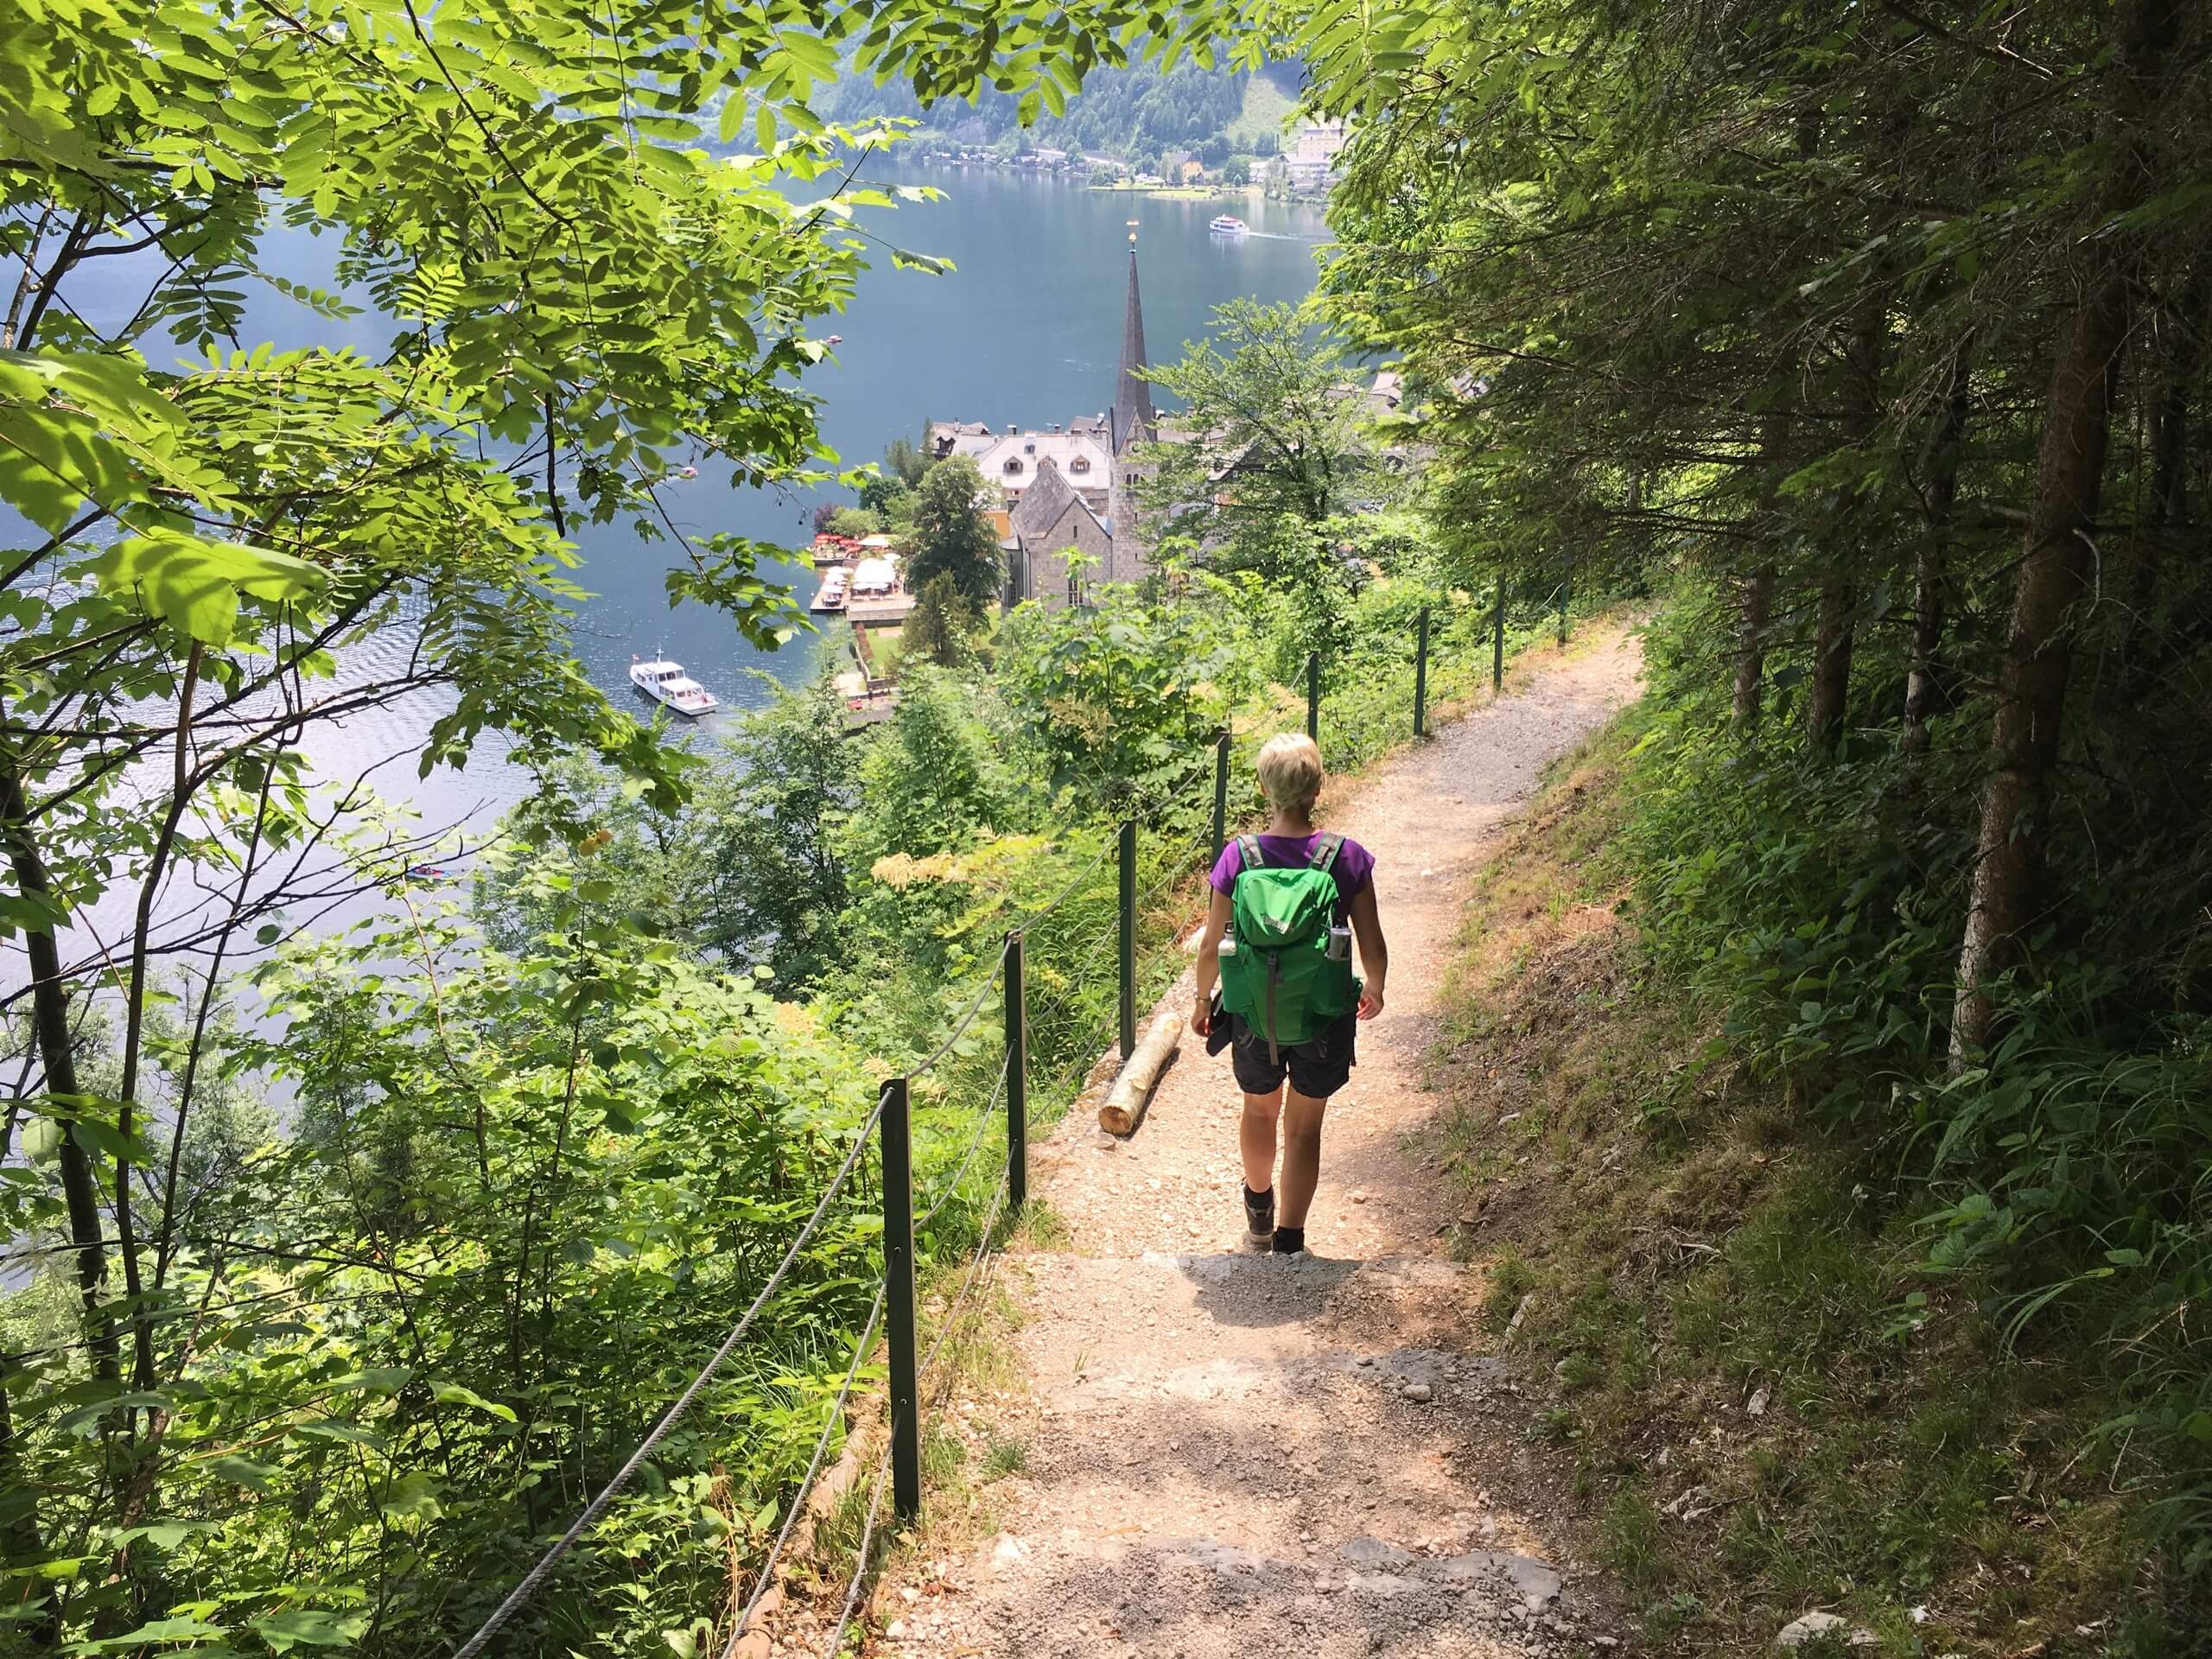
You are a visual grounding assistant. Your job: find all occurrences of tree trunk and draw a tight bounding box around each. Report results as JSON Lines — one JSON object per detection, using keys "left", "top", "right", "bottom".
{"left": 1731, "top": 565, "right": 1776, "bottom": 726}
{"left": 1902, "top": 340, "right": 1974, "bottom": 776}
{"left": 1949, "top": 0, "right": 2178, "bottom": 1064}
{"left": 1732, "top": 410, "right": 1791, "bottom": 728}
{"left": 1808, "top": 289, "right": 1889, "bottom": 755}
{"left": 1806, "top": 573, "right": 1855, "bottom": 752}
{"left": 2123, "top": 267, "right": 2204, "bottom": 681}
{"left": 0, "top": 755, "right": 117, "bottom": 1383}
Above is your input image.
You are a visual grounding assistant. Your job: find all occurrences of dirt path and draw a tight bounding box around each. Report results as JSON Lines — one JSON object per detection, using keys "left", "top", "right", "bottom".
{"left": 877, "top": 630, "right": 1643, "bottom": 1659}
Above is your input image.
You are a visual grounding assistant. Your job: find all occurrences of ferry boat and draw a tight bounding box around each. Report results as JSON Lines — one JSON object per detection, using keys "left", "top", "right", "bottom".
{"left": 1208, "top": 214, "right": 1249, "bottom": 235}
{"left": 809, "top": 569, "right": 850, "bottom": 613}
{"left": 628, "top": 657, "right": 718, "bottom": 718}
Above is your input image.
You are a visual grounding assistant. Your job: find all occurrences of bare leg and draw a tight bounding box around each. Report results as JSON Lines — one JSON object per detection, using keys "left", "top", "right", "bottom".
{"left": 1277, "top": 1088, "right": 1329, "bottom": 1228}
{"left": 1240, "top": 1087, "right": 1284, "bottom": 1194}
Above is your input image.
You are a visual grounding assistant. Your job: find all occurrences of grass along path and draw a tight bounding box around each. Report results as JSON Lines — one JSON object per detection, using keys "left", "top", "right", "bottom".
{"left": 853, "top": 626, "right": 1644, "bottom": 1658}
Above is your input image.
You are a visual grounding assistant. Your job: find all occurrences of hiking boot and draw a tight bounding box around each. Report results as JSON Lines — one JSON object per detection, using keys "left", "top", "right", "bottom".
{"left": 1243, "top": 1185, "right": 1275, "bottom": 1249}
{"left": 1271, "top": 1225, "right": 1306, "bottom": 1256}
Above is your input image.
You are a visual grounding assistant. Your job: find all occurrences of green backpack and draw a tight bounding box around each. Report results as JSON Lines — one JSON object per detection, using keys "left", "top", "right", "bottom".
{"left": 1220, "top": 833, "right": 1359, "bottom": 1062}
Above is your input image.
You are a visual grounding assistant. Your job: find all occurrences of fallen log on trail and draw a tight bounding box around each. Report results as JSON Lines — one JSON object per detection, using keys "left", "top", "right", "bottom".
{"left": 1098, "top": 1009, "right": 1182, "bottom": 1135}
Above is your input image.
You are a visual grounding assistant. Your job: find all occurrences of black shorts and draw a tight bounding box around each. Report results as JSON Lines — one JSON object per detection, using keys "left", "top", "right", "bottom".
{"left": 1228, "top": 1010, "right": 1357, "bottom": 1099}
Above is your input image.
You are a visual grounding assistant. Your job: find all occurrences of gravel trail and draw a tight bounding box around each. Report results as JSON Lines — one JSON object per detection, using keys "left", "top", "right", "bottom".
{"left": 871, "top": 630, "right": 1644, "bottom": 1659}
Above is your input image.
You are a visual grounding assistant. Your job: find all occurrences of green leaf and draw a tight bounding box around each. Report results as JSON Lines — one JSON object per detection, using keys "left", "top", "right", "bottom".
{"left": 207, "top": 1455, "right": 282, "bottom": 1493}
{"left": 55, "top": 1391, "right": 170, "bottom": 1433}
{"left": 429, "top": 1382, "right": 517, "bottom": 1421}
{"left": 83, "top": 1614, "right": 226, "bottom": 1649}
{"left": 111, "top": 1520, "right": 222, "bottom": 1550}
{"left": 324, "top": 1367, "right": 411, "bottom": 1395}
{"left": 378, "top": 1470, "right": 443, "bottom": 1522}
{"left": 250, "top": 1608, "right": 368, "bottom": 1652}
{"left": 89, "top": 531, "right": 323, "bottom": 646}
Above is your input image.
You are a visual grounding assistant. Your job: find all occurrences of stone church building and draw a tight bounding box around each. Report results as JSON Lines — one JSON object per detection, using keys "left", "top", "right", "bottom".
{"left": 928, "top": 238, "right": 1158, "bottom": 609}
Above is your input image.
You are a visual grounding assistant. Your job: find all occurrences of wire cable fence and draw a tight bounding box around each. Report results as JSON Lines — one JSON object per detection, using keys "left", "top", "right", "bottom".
{"left": 909, "top": 951, "right": 1006, "bottom": 1083}
{"left": 451, "top": 1089, "right": 891, "bottom": 1659}
{"left": 713, "top": 1283, "right": 887, "bottom": 1659}
{"left": 819, "top": 1171, "right": 1010, "bottom": 1659}
{"left": 915, "top": 1055, "right": 1011, "bottom": 1233}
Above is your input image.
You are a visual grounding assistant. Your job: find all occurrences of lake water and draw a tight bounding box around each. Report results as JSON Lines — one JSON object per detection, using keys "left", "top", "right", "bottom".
{"left": 16, "top": 162, "right": 1326, "bottom": 966}
{"left": 308, "top": 161, "right": 1331, "bottom": 831}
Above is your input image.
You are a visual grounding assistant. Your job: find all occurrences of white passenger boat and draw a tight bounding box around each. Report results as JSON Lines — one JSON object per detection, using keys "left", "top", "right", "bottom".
{"left": 1208, "top": 214, "right": 1249, "bottom": 235}
{"left": 628, "top": 657, "right": 718, "bottom": 717}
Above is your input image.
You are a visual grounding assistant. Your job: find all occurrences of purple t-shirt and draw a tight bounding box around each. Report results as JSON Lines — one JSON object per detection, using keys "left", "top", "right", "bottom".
{"left": 1210, "top": 832, "right": 1375, "bottom": 904}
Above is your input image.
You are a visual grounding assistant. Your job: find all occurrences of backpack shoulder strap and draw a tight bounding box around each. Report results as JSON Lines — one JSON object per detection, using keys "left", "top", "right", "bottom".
{"left": 1308, "top": 833, "right": 1344, "bottom": 874}
{"left": 1235, "top": 833, "right": 1265, "bottom": 873}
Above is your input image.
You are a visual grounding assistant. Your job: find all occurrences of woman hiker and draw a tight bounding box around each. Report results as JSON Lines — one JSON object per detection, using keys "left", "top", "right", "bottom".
{"left": 1192, "top": 732, "right": 1389, "bottom": 1255}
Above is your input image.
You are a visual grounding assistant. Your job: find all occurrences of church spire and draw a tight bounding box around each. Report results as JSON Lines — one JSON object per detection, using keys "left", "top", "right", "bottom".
{"left": 1111, "top": 226, "right": 1155, "bottom": 456}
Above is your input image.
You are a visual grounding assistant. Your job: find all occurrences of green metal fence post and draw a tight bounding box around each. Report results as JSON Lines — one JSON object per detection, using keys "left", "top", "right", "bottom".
{"left": 880, "top": 1076, "right": 920, "bottom": 1521}
{"left": 1210, "top": 728, "right": 1230, "bottom": 863}
{"left": 1117, "top": 820, "right": 1136, "bottom": 1059}
{"left": 1413, "top": 606, "right": 1431, "bottom": 738}
{"left": 1004, "top": 931, "right": 1027, "bottom": 1209}
{"left": 1306, "top": 652, "right": 1319, "bottom": 742}
{"left": 1492, "top": 575, "right": 1506, "bottom": 692}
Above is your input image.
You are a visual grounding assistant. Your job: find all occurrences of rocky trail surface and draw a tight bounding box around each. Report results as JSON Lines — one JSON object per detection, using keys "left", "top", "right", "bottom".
{"left": 871, "top": 630, "right": 1644, "bottom": 1659}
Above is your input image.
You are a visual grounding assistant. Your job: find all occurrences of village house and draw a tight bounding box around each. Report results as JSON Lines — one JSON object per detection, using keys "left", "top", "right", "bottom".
{"left": 1286, "top": 120, "right": 1346, "bottom": 191}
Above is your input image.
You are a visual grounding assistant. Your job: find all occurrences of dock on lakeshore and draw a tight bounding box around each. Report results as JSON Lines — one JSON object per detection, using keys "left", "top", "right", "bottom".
{"left": 847, "top": 593, "right": 917, "bottom": 625}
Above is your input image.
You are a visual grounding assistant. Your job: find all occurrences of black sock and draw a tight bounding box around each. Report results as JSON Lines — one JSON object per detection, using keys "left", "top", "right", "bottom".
{"left": 1272, "top": 1226, "right": 1306, "bottom": 1255}
{"left": 1243, "top": 1184, "right": 1273, "bottom": 1205}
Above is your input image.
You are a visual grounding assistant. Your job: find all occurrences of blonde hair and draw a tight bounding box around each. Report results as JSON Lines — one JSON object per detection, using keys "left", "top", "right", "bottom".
{"left": 1255, "top": 732, "right": 1325, "bottom": 817}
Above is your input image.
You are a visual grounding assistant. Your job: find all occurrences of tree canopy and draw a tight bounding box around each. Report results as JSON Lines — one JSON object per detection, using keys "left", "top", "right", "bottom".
{"left": 905, "top": 453, "right": 1004, "bottom": 607}
{"left": 1137, "top": 297, "right": 1389, "bottom": 580}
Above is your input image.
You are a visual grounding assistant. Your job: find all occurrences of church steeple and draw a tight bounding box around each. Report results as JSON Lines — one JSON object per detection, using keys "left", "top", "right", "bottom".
{"left": 1110, "top": 228, "right": 1154, "bottom": 456}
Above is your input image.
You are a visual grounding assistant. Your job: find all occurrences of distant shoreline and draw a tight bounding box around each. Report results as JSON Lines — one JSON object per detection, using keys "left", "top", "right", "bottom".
{"left": 904, "top": 153, "right": 1332, "bottom": 205}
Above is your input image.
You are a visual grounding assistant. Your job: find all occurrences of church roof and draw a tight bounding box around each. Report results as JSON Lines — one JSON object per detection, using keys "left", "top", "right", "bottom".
{"left": 1010, "top": 461, "right": 1077, "bottom": 538}
{"left": 1012, "top": 461, "right": 1111, "bottom": 546}
{"left": 1109, "top": 246, "right": 1155, "bottom": 456}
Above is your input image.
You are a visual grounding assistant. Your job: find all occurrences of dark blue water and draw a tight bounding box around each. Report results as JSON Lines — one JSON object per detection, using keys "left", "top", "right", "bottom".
{"left": 338, "top": 163, "right": 1325, "bottom": 825}
{"left": 20, "top": 162, "right": 1326, "bottom": 963}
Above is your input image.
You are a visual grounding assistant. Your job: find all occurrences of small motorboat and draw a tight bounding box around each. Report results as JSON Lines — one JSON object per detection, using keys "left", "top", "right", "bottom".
{"left": 629, "top": 656, "right": 719, "bottom": 717}
{"left": 810, "top": 569, "right": 850, "bottom": 613}
{"left": 1209, "top": 214, "right": 1249, "bottom": 235}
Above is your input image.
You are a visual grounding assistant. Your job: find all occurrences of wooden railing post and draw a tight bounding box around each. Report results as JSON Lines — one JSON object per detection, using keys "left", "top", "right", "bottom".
{"left": 1413, "top": 606, "right": 1431, "bottom": 738}
{"left": 1117, "top": 821, "right": 1136, "bottom": 1059}
{"left": 880, "top": 1077, "right": 920, "bottom": 1521}
{"left": 1004, "top": 931, "right": 1027, "bottom": 1209}
{"left": 1493, "top": 575, "right": 1506, "bottom": 692}
{"left": 1305, "top": 651, "right": 1319, "bottom": 742}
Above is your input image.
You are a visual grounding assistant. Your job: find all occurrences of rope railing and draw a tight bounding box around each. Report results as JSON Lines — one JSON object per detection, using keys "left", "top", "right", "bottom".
{"left": 916, "top": 1054, "right": 1011, "bottom": 1233}
{"left": 452, "top": 1090, "right": 890, "bottom": 1659}
{"left": 1025, "top": 836, "right": 1116, "bottom": 925}
{"left": 821, "top": 1173, "right": 1010, "bottom": 1659}
{"left": 909, "top": 952, "right": 1005, "bottom": 1082}
{"left": 714, "top": 1284, "right": 887, "bottom": 1659}
{"left": 452, "top": 607, "right": 1508, "bottom": 1656}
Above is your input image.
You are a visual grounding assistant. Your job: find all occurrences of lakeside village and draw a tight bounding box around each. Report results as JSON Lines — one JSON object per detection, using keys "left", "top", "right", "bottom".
{"left": 924, "top": 117, "right": 1347, "bottom": 198}
{"left": 635, "top": 232, "right": 1402, "bottom": 730}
